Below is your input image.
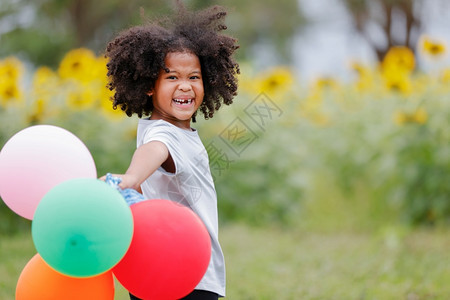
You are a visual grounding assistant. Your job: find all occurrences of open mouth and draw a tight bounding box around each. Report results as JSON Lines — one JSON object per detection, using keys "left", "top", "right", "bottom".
{"left": 173, "top": 98, "right": 194, "bottom": 105}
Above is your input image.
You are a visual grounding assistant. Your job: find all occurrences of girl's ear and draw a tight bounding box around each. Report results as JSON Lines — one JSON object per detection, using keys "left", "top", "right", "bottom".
{"left": 146, "top": 90, "right": 153, "bottom": 96}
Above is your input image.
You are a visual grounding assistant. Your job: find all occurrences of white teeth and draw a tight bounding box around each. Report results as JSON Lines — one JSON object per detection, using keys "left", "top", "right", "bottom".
{"left": 173, "top": 98, "right": 193, "bottom": 105}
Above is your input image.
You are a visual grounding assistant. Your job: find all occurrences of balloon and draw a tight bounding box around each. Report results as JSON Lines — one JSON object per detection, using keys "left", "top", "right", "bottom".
{"left": 32, "top": 178, "right": 133, "bottom": 277}
{"left": 0, "top": 125, "right": 97, "bottom": 220}
{"left": 113, "top": 199, "right": 211, "bottom": 300}
{"left": 16, "top": 254, "right": 115, "bottom": 300}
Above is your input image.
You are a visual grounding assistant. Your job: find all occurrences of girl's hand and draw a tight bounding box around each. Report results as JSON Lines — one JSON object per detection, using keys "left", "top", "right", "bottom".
{"left": 116, "top": 174, "right": 142, "bottom": 191}
{"left": 99, "top": 174, "right": 142, "bottom": 193}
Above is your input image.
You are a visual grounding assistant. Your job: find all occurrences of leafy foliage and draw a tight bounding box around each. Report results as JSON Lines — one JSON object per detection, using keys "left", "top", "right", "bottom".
{"left": 0, "top": 0, "right": 304, "bottom": 67}
{"left": 0, "top": 44, "right": 449, "bottom": 234}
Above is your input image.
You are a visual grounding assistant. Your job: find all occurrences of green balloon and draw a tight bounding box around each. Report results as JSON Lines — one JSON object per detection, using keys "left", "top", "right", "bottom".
{"left": 32, "top": 178, "right": 133, "bottom": 277}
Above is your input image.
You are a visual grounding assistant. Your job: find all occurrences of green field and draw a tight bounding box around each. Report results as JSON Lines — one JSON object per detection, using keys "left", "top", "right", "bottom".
{"left": 1, "top": 46, "right": 450, "bottom": 300}
{"left": 2, "top": 223, "right": 450, "bottom": 300}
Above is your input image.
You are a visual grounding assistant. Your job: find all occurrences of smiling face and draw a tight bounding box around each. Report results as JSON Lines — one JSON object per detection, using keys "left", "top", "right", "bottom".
{"left": 148, "top": 51, "right": 204, "bottom": 130}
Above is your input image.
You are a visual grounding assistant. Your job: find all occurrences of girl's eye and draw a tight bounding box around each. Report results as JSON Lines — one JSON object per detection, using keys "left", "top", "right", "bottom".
{"left": 167, "top": 75, "right": 177, "bottom": 80}
{"left": 190, "top": 76, "right": 200, "bottom": 80}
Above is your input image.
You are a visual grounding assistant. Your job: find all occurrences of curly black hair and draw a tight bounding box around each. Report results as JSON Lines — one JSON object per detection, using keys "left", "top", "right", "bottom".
{"left": 104, "top": 1, "right": 240, "bottom": 121}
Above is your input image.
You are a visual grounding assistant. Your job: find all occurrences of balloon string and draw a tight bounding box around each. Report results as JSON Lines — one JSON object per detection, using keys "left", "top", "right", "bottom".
{"left": 104, "top": 173, "right": 145, "bottom": 206}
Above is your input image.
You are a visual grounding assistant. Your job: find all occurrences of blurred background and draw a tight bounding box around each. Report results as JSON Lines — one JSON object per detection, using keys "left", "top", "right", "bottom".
{"left": 1, "top": 0, "right": 450, "bottom": 298}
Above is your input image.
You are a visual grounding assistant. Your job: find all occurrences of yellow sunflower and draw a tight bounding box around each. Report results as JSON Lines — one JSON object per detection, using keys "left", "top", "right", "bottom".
{"left": 0, "top": 56, "right": 24, "bottom": 105}
{"left": 0, "top": 83, "right": 22, "bottom": 105}
{"left": 27, "top": 98, "right": 49, "bottom": 124}
{"left": 394, "top": 108, "right": 428, "bottom": 125}
{"left": 0, "top": 56, "right": 23, "bottom": 80}
{"left": 34, "top": 66, "right": 58, "bottom": 87}
{"left": 237, "top": 72, "right": 258, "bottom": 95}
{"left": 440, "top": 68, "right": 450, "bottom": 83}
{"left": 93, "top": 56, "right": 109, "bottom": 84}
{"left": 93, "top": 57, "right": 124, "bottom": 120}
{"left": 255, "top": 67, "right": 294, "bottom": 96}
{"left": 350, "top": 61, "right": 375, "bottom": 92}
{"left": 419, "top": 35, "right": 447, "bottom": 58}
{"left": 100, "top": 86, "right": 125, "bottom": 121}
{"left": 382, "top": 69, "right": 413, "bottom": 95}
{"left": 66, "top": 82, "right": 99, "bottom": 110}
{"left": 58, "top": 48, "right": 99, "bottom": 83}
{"left": 382, "top": 46, "right": 416, "bottom": 74}
{"left": 234, "top": 63, "right": 258, "bottom": 95}
{"left": 33, "top": 66, "right": 59, "bottom": 97}
{"left": 29, "top": 67, "right": 60, "bottom": 122}
{"left": 312, "top": 76, "right": 339, "bottom": 91}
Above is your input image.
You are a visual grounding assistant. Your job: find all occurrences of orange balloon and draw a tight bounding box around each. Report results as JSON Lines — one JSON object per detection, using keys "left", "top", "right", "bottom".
{"left": 16, "top": 254, "right": 115, "bottom": 300}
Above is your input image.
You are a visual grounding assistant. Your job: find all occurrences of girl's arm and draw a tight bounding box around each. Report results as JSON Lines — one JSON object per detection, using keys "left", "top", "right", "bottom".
{"left": 101, "top": 141, "right": 170, "bottom": 191}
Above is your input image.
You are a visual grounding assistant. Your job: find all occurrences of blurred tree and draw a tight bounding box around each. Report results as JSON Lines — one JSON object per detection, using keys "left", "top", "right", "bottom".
{"left": 341, "top": 0, "right": 422, "bottom": 61}
{"left": 0, "top": 0, "right": 172, "bottom": 67}
{"left": 339, "top": 0, "right": 450, "bottom": 61}
{"left": 189, "top": 0, "right": 305, "bottom": 63}
{"left": 0, "top": 0, "right": 304, "bottom": 67}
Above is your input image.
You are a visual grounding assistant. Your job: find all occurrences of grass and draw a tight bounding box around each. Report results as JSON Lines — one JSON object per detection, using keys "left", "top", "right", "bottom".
{"left": 2, "top": 223, "right": 450, "bottom": 299}
{"left": 223, "top": 224, "right": 450, "bottom": 299}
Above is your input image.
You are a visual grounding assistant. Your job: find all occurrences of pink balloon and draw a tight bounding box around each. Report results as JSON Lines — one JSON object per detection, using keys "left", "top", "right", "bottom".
{"left": 0, "top": 125, "right": 97, "bottom": 219}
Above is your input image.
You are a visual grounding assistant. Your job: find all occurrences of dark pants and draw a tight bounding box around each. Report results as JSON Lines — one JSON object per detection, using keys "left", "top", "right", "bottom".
{"left": 129, "top": 289, "right": 219, "bottom": 300}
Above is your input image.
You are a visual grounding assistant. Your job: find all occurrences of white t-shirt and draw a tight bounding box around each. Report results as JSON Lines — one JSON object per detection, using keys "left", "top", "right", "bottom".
{"left": 136, "top": 118, "right": 226, "bottom": 297}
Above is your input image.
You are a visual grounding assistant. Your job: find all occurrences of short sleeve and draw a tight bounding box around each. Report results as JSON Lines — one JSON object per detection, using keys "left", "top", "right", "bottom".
{"left": 139, "top": 121, "right": 184, "bottom": 175}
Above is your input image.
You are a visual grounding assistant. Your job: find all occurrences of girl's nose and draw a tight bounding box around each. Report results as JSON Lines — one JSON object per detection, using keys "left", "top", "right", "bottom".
{"left": 178, "top": 81, "right": 192, "bottom": 91}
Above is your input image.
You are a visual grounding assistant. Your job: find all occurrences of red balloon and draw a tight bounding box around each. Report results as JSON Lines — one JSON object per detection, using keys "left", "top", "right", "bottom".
{"left": 16, "top": 254, "right": 114, "bottom": 300}
{"left": 113, "top": 199, "right": 211, "bottom": 300}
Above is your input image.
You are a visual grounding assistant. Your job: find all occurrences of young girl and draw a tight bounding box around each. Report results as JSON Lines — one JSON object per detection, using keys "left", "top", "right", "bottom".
{"left": 103, "top": 1, "right": 239, "bottom": 299}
